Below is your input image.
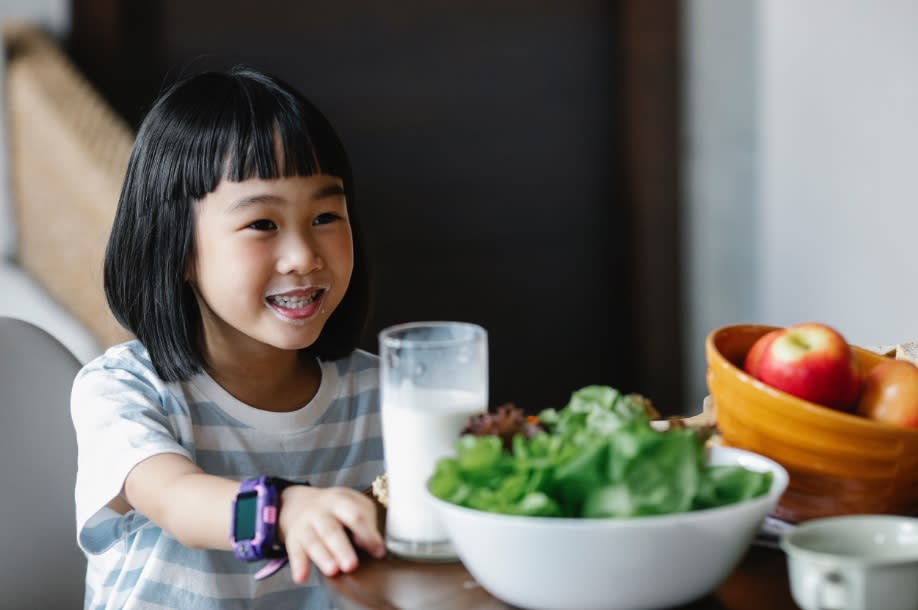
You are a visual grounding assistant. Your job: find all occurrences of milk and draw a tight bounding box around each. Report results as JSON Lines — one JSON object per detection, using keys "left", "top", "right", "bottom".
{"left": 381, "top": 385, "right": 485, "bottom": 545}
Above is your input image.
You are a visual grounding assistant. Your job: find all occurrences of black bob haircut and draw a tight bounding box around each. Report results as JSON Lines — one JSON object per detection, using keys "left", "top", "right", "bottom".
{"left": 104, "top": 67, "right": 369, "bottom": 382}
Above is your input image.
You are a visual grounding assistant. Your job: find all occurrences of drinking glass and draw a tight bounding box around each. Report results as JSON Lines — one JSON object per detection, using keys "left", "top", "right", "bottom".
{"left": 379, "top": 321, "right": 488, "bottom": 562}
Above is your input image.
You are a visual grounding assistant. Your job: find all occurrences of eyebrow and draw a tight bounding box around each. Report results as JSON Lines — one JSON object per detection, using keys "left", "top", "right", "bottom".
{"left": 227, "top": 183, "right": 346, "bottom": 212}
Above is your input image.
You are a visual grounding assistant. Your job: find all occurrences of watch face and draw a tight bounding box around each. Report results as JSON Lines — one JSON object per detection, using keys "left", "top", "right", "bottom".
{"left": 234, "top": 491, "right": 258, "bottom": 541}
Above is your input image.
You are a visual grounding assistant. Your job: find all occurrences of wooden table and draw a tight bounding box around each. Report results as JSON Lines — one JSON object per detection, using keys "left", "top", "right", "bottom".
{"left": 322, "top": 543, "right": 799, "bottom": 610}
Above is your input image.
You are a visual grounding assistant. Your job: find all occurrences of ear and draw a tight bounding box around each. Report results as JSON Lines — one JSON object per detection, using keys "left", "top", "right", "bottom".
{"left": 183, "top": 254, "right": 197, "bottom": 284}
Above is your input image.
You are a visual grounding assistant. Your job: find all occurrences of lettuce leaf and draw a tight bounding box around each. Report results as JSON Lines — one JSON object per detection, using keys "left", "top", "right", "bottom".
{"left": 428, "top": 385, "right": 772, "bottom": 518}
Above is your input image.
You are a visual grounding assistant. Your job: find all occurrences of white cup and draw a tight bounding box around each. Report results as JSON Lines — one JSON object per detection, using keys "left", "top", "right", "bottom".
{"left": 781, "top": 515, "right": 918, "bottom": 610}
{"left": 379, "top": 321, "right": 488, "bottom": 562}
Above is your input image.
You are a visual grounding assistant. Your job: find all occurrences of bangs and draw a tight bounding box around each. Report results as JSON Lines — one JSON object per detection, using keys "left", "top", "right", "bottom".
{"left": 105, "top": 66, "right": 367, "bottom": 382}
{"left": 158, "top": 68, "right": 351, "bottom": 203}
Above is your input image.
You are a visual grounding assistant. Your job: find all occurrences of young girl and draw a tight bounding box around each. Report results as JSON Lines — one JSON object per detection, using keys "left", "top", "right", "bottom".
{"left": 71, "top": 67, "right": 386, "bottom": 609}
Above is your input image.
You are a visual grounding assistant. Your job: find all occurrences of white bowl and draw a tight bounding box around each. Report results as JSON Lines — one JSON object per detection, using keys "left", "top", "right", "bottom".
{"left": 426, "top": 445, "right": 789, "bottom": 610}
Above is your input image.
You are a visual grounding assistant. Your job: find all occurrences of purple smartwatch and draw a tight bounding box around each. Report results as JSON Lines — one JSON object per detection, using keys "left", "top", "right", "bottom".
{"left": 230, "top": 476, "right": 299, "bottom": 562}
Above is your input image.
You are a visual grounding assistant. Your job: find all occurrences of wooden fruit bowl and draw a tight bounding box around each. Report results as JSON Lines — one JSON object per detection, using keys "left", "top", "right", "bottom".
{"left": 706, "top": 324, "right": 918, "bottom": 523}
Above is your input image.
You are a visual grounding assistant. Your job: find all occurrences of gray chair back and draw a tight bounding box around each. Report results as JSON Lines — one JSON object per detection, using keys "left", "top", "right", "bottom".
{"left": 0, "top": 316, "right": 85, "bottom": 608}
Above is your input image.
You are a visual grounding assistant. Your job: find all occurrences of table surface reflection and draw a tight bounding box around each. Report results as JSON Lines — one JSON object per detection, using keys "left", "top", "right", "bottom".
{"left": 322, "top": 542, "right": 798, "bottom": 610}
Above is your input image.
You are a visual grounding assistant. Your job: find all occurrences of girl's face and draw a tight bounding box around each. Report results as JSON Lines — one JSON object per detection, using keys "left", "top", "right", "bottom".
{"left": 188, "top": 173, "right": 354, "bottom": 360}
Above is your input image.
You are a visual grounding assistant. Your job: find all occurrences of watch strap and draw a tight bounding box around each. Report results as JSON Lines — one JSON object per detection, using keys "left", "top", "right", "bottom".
{"left": 231, "top": 476, "right": 309, "bottom": 564}
{"left": 254, "top": 557, "right": 289, "bottom": 581}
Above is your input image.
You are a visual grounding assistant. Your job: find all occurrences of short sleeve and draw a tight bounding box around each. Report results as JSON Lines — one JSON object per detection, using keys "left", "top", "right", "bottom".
{"left": 71, "top": 352, "right": 192, "bottom": 554}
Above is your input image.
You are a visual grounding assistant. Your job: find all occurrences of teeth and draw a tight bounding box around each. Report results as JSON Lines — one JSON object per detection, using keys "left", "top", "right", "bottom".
{"left": 269, "top": 291, "right": 321, "bottom": 308}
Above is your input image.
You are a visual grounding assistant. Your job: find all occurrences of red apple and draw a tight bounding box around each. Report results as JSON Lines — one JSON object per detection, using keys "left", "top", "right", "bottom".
{"left": 856, "top": 359, "right": 918, "bottom": 428}
{"left": 743, "top": 329, "right": 781, "bottom": 378}
{"left": 749, "top": 322, "right": 861, "bottom": 410}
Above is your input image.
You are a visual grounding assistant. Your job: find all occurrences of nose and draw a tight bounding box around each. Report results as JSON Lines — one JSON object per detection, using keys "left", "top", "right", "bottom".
{"left": 276, "top": 233, "right": 323, "bottom": 275}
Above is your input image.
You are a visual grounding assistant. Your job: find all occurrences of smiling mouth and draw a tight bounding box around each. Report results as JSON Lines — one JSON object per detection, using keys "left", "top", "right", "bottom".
{"left": 265, "top": 288, "right": 326, "bottom": 320}
{"left": 266, "top": 290, "right": 323, "bottom": 308}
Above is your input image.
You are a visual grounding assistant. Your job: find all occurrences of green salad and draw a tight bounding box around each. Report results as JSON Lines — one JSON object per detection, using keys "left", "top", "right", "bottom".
{"left": 428, "top": 385, "right": 773, "bottom": 518}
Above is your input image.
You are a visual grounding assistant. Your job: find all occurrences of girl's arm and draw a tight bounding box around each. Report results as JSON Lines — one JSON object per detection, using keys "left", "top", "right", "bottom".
{"left": 124, "top": 453, "right": 237, "bottom": 550}
{"left": 124, "top": 453, "right": 384, "bottom": 582}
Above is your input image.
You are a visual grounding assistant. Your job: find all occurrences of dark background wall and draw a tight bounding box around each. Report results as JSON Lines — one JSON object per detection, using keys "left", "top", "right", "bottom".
{"left": 68, "top": 0, "right": 683, "bottom": 415}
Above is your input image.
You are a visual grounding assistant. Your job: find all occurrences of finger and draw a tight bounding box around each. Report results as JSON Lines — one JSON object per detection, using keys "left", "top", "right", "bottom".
{"left": 350, "top": 527, "right": 386, "bottom": 559}
{"left": 331, "top": 491, "right": 379, "bottom": 533}
{"left": 333, "top": 498, "right": 385, "bottom": 558}
{"left": 312, "top": 515, "right": 360, "bottom": 573}
{"left": 286, "top": 544, "right": 311, "bottom": 585}
{"left": 299, "top": 522, "right": 342, "bottom": 576}
{"left": 346, "top": 515, "right": 385, "bottom": 559}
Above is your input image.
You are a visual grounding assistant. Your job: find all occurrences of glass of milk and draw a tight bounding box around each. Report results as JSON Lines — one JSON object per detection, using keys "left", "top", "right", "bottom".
{"left": 379, "top": 321, "right": 488, "bottom": 562}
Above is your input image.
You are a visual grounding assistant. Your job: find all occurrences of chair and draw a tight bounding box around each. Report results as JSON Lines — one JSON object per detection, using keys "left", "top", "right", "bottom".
{"left": 0, "top": 316, "right": 85, "bottom": 607}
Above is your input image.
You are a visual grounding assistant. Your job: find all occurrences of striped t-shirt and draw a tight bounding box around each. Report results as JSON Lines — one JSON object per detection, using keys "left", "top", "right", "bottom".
{"left": 71, "top": 340, "right": 384, "bottom": 609}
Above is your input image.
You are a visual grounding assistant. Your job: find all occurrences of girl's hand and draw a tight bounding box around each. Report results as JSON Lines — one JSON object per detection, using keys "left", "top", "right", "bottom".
{"left": 278, "top": 485, "right": 385, "bottom": 583}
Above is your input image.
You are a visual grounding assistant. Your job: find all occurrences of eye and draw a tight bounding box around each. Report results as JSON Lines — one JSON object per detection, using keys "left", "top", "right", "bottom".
{"left": 313, "top": 212, "right": 342, "bottom": 226}
{"left": 247, "top": 219, "right": 277, "bottom": 231}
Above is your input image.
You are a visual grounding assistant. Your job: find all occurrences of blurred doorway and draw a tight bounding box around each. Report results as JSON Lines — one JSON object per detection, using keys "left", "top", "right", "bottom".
{"left": 69, "top": 0, "right": 683, "bottom": 413}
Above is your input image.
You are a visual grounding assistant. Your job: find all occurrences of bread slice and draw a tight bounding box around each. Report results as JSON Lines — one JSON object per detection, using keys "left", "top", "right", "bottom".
{"left": 867, "top": 344, "right": 898, "bottom": 357}
{"left": 895, "top": 342, "right": 918, "bottom": 365}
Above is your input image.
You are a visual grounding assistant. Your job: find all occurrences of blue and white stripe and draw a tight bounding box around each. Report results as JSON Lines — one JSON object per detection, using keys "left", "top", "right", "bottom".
{"left": 72, "top": 341, "right": 384, "bottom": 609}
